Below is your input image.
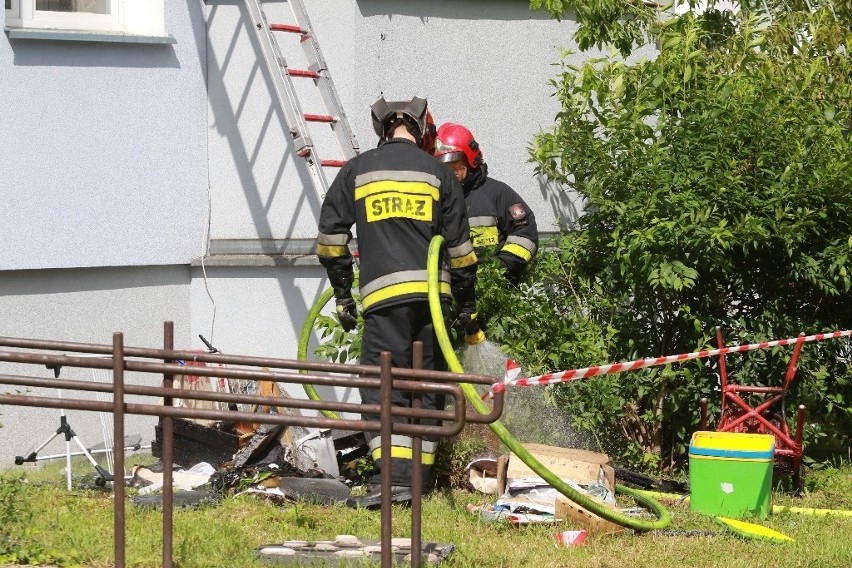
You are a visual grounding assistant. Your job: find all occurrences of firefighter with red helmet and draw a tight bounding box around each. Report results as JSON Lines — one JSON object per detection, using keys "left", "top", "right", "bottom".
{"left": 316, "top": 97, "right": 479, "bottom": 508}
{"left": 434, "top": 123, "right": 539, "bottom": 285}
{"left": 422, "top": 110, "right": 437, "bottom": 155}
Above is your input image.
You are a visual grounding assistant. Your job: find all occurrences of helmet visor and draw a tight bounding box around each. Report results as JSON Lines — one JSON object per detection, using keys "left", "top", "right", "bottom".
{"left": 436, "top": 150, "right": 466, "bottom": 164}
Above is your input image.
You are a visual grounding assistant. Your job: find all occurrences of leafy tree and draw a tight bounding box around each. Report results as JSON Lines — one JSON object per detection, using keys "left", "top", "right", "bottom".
{"left": 517, "top": 4, "right": 851, "bottom": 469}
{"left": 531, "top": 0, "right": 660, "bottom": 56}
{"left": 531, "top": 0, "right": 852, "bottom": 57}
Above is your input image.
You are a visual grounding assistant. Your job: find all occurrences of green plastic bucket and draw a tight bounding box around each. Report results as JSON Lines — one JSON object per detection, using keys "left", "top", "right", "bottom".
{"left": 689, "top": 431, "right": 775, "bottom": 519}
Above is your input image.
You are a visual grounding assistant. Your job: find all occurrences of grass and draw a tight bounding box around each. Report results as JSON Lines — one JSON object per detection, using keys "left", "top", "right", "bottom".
{"left": 2, "top": 456, "right": 852, "bottom": 567}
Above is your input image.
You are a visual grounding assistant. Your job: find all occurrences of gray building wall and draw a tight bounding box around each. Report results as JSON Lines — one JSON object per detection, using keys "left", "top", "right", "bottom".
{"left": 0, "top": 1, "right": 208, "bottom": 466}
{"left": 204, "top": 0, "right": 590, "bottom": 250}
{"left": 0, "top": 1, "right": 208, "bottom": 271}
{"left": 196, "top": 0, "right": 597, "bottom": 370}
{"left": 0, "top": 266, "right": 192, "bottom": 469}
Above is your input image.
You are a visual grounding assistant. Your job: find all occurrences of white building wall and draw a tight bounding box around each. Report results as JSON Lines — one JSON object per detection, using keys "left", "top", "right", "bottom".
{"left": 194, "top": 0, "right": 600, "bottom": 425}
{"left": 0, "top": 1, "right": 208, "bottom": 465}
{"left": 0, "top": 266, "right": 191, "bottom": 468}
{"left": 0, "top": 1, "right": 209, "bottom": 270}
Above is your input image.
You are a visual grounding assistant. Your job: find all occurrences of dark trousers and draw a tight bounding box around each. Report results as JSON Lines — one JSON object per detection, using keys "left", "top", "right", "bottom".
{"left": 360, "top": 301, "right": 447, "bottom": 487}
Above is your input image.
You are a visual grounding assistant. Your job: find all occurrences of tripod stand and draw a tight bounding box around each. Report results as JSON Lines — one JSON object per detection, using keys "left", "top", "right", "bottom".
{"left": 14, "top": 365, "right": 114, "bottom": 490}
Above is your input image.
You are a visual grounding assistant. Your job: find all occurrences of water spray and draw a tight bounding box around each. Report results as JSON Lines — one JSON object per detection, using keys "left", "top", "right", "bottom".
{"left": 459, "top": 312, "right": 509, "bottom": 379}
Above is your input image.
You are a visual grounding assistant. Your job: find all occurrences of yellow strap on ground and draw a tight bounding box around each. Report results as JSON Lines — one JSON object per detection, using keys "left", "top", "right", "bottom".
{"left": 714, "top": 516, "right": 794, "bottom": 543}
{"left": 772, "top": 505, "right": 852, "bottom": 516}
{"left": 633, "top": 489, "right": 852, "bottom": 517}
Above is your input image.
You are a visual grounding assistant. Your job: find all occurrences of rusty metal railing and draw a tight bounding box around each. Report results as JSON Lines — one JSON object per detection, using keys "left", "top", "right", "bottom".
{"left": 0, "top": 321, "right": 504, "bottom": 568}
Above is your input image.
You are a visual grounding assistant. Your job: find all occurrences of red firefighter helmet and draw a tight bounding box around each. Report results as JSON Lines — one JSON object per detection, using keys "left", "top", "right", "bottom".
{"left": 434, "top": 123, "right": 483, "bottom": 169}
{"left": 421, "top": 110, "right": 437, "bottom": 155}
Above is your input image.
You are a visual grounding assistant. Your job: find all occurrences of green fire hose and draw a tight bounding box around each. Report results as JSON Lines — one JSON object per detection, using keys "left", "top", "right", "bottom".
{"left": 298, "top": 284, "right": 340, "bottom": 420}
{"left": 297, "top": 236, "right": 671, "bottom": 530}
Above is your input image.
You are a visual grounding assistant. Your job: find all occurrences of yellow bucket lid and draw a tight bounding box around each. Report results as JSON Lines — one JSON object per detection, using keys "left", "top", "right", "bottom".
{"left": 690, "top": 431, "right": 775, "bottom": 453}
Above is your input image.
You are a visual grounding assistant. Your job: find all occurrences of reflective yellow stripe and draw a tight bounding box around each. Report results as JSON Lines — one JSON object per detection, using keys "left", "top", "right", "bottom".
{"left": 316, "top": 244, "right": 349, "bottom": 258}
{"left": 362, "top": 280, "right": 451, "bottom": 310}
{"left": 450, "top": 251, "right": 478, "bottom": 269}
{"left": 317, "top": 232, "right": 350, "bottom": 245}
{"left": 501, "top": 243, "right": 533, "bottom": 262}
{"left": 506, "top": 235, "right": 537, "bottom": 254}
{"left": 468, "top": 216, "right": 497, "bottom": 227}
{"left": 354, "top": 180, "right": 440, "bottom": 201}
{"left": 355, "top": 169, "right": 440, "bottom": 187}
{"left": 368, "top": 436, "right": 439, "bottom": 454}
{"left": 371, "top": 447, "right": 436, "bottom": 465}
{"left": 447, "top": 240, "right": 474, "bottom": 258}
{"left": 471, "top": 226, "right": 500, "bottom": 248}
{"left": 360, "top": 269, "right": 449, "bottom": 298}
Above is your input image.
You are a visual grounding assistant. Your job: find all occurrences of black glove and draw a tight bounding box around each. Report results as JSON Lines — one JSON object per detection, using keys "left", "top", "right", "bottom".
{"left": 328, "top": 267, "right": 354, "bottom": 300}
{"left": 456, "top": 303, "right": 481, "bottom": 337}
{"left": 505, "top": 268, "right": 522, "bottom": 287}
{"left": 497, "top": 255, "right": 523, "bottom": 286}
{"left": 335, "top": 296, "right": 359, "bottom": 332}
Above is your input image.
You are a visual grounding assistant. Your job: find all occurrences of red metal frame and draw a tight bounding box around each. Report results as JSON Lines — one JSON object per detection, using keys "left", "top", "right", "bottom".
{"left": 709, "top": 327, "right": 806, "bottom": 492}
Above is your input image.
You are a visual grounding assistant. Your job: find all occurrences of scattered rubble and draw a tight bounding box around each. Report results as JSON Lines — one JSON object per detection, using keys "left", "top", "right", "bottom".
{"left": 135, "top": 413, "right": 369, "bottom": 508}
{"left": 142, "top": 367, "right": 369, "bottom": 508}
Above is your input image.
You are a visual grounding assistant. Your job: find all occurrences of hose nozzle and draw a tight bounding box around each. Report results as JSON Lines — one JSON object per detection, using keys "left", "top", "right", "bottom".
{"left": 459, "top": 310, "right": 483, "bottom": 345}
{"left": 465, "top": 329, "right": 486, "bottom": 346}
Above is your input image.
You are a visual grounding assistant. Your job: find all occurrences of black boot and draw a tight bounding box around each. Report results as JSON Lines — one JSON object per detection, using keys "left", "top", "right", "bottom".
{"left": 345, "top": 484, "right": 413, "bottom": 509}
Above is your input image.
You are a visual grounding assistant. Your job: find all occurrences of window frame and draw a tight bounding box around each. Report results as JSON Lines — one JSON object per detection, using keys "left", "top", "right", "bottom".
{"left": 5, "top": 0, "right": 20, "bottom": 19}
{"left": 5, "top": 0, "right": 166, "bottom": 38}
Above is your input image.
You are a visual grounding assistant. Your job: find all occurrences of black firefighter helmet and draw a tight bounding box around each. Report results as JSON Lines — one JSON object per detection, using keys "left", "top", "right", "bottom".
{"left": 370, "top": 96, "right": 436, "bottom": 153}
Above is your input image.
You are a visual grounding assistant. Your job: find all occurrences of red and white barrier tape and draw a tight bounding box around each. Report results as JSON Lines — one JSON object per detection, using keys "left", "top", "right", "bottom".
{"left": 485, "top": 329, "right": 852, "bottom": 399}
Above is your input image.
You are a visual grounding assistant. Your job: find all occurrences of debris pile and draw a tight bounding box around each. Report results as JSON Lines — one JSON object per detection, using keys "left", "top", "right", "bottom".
{"left": 138, "top": 359, "right": 367, "bottom": 508}
{"left": 466, "top": 444, "right": 635, "bottom": 530}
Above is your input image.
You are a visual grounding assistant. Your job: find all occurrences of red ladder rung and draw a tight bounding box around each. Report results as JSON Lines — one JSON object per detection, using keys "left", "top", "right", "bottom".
{"left": 288, "top": 69, "right": 319, "bottom": 78}
{"left": 321, "top": 159, "right": 347, "bottom": 167}
{"left": 269, "top": 23, "right": 305, "bottom": 34}
{"left": 304, "top": 113, "right": 336, "bottom": 123}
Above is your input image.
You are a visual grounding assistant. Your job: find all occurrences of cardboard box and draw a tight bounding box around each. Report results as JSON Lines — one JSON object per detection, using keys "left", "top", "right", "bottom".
{"left": 498, "top": 443, "right": 615, "bottom": 495}
{"left": 555, "top": 494, "right": 625, "bottom": 534}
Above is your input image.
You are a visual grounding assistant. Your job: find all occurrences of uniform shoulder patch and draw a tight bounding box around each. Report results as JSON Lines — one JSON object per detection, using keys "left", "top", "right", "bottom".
{"left": 509, "top": 203, "right": 527, "bottom": 220}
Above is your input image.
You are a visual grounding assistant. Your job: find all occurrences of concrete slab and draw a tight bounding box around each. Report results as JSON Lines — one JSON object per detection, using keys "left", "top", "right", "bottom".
{"left": 257, "top": 537, "right": 454, "bottom": 566}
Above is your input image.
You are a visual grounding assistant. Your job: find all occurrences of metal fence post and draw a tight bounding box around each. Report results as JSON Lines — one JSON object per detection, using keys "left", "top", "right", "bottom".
{"left": 112, "top": 332, "right": 126, "bottom": 568}
{"left": 0, "top": 332, "right": 504, "bottom": 566}
{"left": 380, "top": 351, "right": 393, "bottom": 568}
{"left": 411, "top": 341, "right": 423, "bottom": 568}
{"left": 162, "top": 321, "right": 175, "bottom": 568}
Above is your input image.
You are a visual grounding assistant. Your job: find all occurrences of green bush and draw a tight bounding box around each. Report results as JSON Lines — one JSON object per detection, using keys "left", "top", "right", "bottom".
{"left": 522, "top": 5, "right": 852, "bottom": 471}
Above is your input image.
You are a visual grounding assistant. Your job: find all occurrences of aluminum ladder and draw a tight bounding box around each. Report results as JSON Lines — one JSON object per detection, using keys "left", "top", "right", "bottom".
{"left": 245, "top": 0, "right": 360, "bottom": 197}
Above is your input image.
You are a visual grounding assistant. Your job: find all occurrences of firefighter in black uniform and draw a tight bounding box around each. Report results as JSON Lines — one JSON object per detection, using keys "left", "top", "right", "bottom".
{"left": 316, "top": 97, "right": 480, "bottom": 508}
{"left": 434, "top": 123, "right": 539, "bottom": 284}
